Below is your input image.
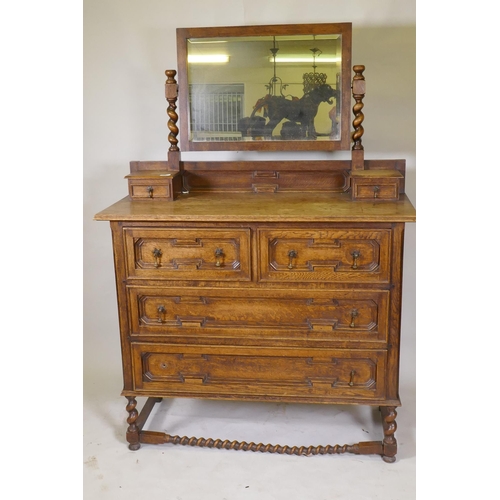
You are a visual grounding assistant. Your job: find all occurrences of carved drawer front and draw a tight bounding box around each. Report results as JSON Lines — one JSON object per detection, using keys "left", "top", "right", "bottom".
{"left": 258, "top": 228, "right": 391, "bottom": 283}
{"left": 131, "top": 343, "right": 387, "bottom": 402}
{"left": 123, "top": 228, "right": 251, "bottom": 281}
{"left": 128, "top": 287, "right": 390, "bottom": 346}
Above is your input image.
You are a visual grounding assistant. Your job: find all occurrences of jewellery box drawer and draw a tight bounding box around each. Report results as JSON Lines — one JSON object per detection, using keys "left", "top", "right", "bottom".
{"left": 257, "top": 227, "right": 391, "bottom": 284}
{"left": 128, "top": 179, "right": 172, "bottom": 200}
{"left": 350, "top": 169, "right": 403, "bottom": 201}
{"left": 131, "top": 343, "right": 387, "bottom": 402}
{"left": 123, "top": 227, "right": 251, "bottom": 281}
{"left": 126, "top": 171, "right": 182, "bottom": 201}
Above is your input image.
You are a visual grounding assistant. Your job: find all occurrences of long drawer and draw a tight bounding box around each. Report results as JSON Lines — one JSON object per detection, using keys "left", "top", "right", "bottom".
{"left": 127, "top": 286, "right": 390, "bottom": 346}
{"left": 258, "top": 227, "right": 392, "bottom": 284}
{"left": 131, "top": 343, "right": 387, "bottom": 402}
{"left": 123, "top": 227, "right": 251, "bottom": 281}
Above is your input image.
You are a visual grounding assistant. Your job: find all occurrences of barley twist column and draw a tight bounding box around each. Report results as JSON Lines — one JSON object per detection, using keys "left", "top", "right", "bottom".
{"left": 351, "top": 65, "right": 366, "bottom": 170}
{"left": 165, "top": 70, "right": 179, "bottom": 152}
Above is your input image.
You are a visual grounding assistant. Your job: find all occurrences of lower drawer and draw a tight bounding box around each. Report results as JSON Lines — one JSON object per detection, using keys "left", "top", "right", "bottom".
{"left": 131, "top": 343, "right": 387, "bottom": 402}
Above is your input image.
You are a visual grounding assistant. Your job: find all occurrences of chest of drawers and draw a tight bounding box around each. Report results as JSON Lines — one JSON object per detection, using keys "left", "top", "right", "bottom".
{"left": 95, "top": 190, "right": 415, "bottom": 461}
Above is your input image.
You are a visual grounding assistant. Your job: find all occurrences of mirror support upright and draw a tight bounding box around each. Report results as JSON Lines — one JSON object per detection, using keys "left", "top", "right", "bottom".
{"left": 351, "top": 65, "right": 365, "bottom": 171}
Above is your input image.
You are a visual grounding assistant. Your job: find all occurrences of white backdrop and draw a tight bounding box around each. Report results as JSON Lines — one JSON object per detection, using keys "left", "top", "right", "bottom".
{"left": 83, "top": 0, "right": 416, "bottom": 396}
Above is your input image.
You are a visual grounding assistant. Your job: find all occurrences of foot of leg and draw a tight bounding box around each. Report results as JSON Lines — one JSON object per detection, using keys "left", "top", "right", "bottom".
{"left": 126, "top": 396, "right": 140, "bottom": 451}
{"left": 381, "top": 406, "right": 397, "bottom": 463}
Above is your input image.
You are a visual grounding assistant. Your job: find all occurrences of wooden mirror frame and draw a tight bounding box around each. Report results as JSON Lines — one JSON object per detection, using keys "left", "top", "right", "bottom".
{"left": 176, "top": 23, "right": 352, "bottom": 152}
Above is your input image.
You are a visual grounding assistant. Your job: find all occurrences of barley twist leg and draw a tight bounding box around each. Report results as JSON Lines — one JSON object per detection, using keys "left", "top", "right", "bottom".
{"left": 126, "top": 396, "right": 140, "bottom": 451}
{"left": 381, "top": 406, "right": 397, "bottom": 463}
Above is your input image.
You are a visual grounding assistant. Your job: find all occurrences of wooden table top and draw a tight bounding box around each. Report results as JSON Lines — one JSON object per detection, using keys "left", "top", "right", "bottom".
{"left": 94, "top": 191, "right": 416, "bottom": 223}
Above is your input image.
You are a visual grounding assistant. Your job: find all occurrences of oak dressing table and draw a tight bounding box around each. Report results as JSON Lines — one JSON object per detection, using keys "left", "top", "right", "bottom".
{"left": 95, "top": 23, "right": 415, "bottom": 461}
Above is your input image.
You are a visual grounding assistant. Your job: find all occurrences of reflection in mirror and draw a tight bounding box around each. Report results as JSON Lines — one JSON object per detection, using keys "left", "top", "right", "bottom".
{"left": 188, "top": 35, "right": 341, "bottom": 143}
{"left": 177, "top": 25, "right": 352, "bottom": 151}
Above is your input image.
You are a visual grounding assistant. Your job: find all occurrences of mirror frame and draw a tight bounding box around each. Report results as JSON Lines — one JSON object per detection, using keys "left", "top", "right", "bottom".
{"left": 176, "top": 23, "right": 352, "bottom": 152}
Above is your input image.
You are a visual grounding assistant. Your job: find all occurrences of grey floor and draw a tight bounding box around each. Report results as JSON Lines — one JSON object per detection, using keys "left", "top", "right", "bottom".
{"left": 83, "top": 373, "right": 415, "bottom": 499}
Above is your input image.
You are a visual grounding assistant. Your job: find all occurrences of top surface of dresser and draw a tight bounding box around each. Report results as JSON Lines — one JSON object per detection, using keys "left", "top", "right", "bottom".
{"left": 94, "top": 191, "right": 416, "bottom": 223}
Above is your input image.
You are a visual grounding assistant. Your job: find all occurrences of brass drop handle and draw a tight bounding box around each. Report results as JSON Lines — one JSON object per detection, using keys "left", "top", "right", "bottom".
{"left": 152, "top": 248, "right": 163, "bottom": 268}
{"left": 214, "top": 248, "right": 224, "bottom": 267}
{"left": 287, "top": 250, "right": 298, "bottom": 269}
{"left": 373, "top": 185, "right": 380, "bottom": 198}
{"left": 351, "top": 250, "right": 360, "bottom": 269}
{"left": 349, "top": 370, "right": 356, "bottom": 386}
{"left": 157, "top": 305, "right": 166, "bottom": 323}
{"left": 350, "top": 309, "right": 359, "bottom": 328}
{"left": 147, "top": 186, "right": 154, "bottom": 198}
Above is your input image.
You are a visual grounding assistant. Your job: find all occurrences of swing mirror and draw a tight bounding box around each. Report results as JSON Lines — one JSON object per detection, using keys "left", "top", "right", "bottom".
{"left": 176, "top": 23, "right": 352, "bottom": 152}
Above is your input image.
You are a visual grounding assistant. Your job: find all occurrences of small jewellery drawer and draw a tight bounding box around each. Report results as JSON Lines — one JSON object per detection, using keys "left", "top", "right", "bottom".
{"left": 129, "top": 179, "right": 172, "bottom": 200}
{"left": 131, "top": 343, "right": 387, "bottom": 402}
{"left": 126, "top": 171, "right": 182, "bottom": 201}
{"left": 352, "top": 181, "right": 399, "bottom": 201}
{"left": 258, "top": 227, "right": 391, "bottom": 284}
{"left": 128, "top": 287, "right": 390, "bottom": 346}
{"left": 350, "top": 169, "right": 403, "bottom": 201}
{"left": 123, "top": 227, "right": 251, "bottom": 281}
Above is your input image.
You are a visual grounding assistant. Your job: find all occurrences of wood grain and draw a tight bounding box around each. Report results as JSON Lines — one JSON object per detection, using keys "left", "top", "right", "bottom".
{"left": 95, "top": 192, "right": 416, "bottom": 222}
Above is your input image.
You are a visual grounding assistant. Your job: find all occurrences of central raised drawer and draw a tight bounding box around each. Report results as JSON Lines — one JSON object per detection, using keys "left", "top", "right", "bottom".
{"left": 123, "top": 227, "right": 251, "bottom": 281}
{"left": 127, "top": 286, "right": 390, "bottom": 346}
{"left": 131, "top": 343, "right": 387, "bottom": 402}
{"left": 258, "top": 227, "right": 392, "bottom": 284}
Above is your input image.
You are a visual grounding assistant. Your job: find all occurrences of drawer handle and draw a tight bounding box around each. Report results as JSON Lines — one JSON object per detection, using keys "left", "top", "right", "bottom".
{"left": 157, "top": 305, "right": 166, "bottom": 323}
{"left": 147, "top": 186, "right": 154, "bottom": 198}
{"left": 349, "top": 370, "right": 356, "bottom": 386}
{"left": 350, "top": 250, "right": 360, "bottom": 269}
{"left": 214, "top": 248, "right": 224, "bottom": 267}
{"left": 287, "top": 250, "right": 298, "bottom": 269}
{"left": 350, "top": 309, "right": 359, "bottom": 328}
{"left": 373, "top": 185, "right": 380, "bottom": 198}
{"left": 152, "top": 248, "right": 163, "bottom": 268}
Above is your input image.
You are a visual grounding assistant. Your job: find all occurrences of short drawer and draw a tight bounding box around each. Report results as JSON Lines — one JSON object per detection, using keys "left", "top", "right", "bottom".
{"left": 131, "top": 343, "right": 387, "bottom": 402}
{"left": 123, "top": 227, "right": 251, "bottom": 281}
{"left": 350, "top": 169, "right": 403, "bottom": 201}
{"left": 126, "top": 171, "right": 182, "bottom": 201}
{"left": 351, "top": 180, "right": 399, "bottom": 201}
{"left": 129, "top": 180, "right": 172, "bottom": 200}
{"left": 258, "top": 227, "right": 391, "bottom": 284}
{"left": 127, "top": 287, "right": 390, "bottom": 347}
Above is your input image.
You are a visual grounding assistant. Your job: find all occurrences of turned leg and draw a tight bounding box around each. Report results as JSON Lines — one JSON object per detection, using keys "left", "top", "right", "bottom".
{"left": 125, "top": 396, "right": 140, "bottom": 451}
{"left": 380, "top": 406, "right": 397, "bottom": 463}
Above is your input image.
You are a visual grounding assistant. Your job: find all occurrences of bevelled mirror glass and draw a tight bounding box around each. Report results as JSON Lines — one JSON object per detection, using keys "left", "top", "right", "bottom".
{"left": 176, "top": 24, "right": 352, "bottom": 151}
